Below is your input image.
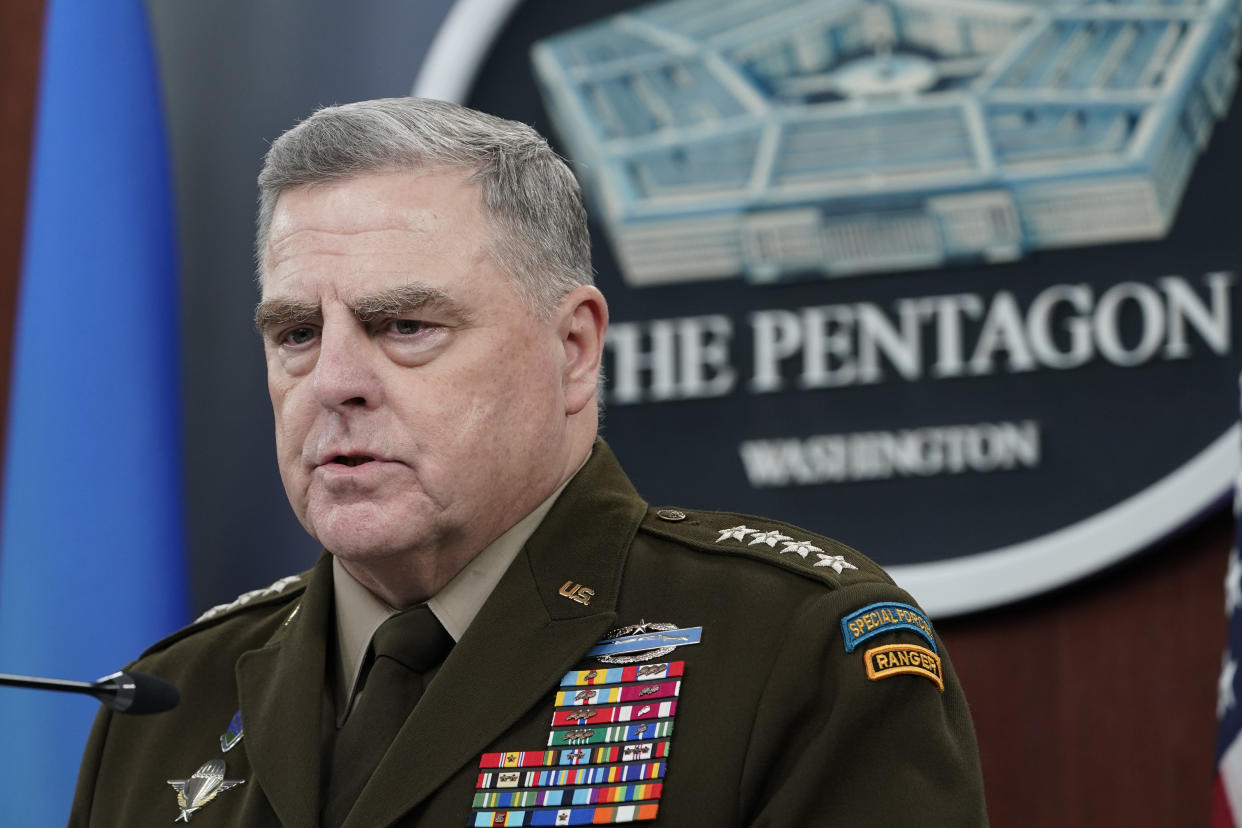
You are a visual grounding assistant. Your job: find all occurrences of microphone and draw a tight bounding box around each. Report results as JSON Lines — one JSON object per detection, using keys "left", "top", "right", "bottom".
{"left": 0, "top": 669, "right": 180, "bottom": 714}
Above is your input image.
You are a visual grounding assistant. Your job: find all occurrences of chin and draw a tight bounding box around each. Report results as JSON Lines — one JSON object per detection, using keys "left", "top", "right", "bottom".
{"left": 307, "top": 507, "right": 426, "bottom": 562}
{"left": 321, "top": 524, "right": 420, "bottom": 559}
{"left": 321, "top": 539, "right": 406, "bottom": 562}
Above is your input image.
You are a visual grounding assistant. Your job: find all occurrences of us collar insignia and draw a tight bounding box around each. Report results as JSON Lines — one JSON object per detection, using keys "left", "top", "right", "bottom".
{"left": 167, "top": 759, "right": 244, "bottom": 823}
{"left": 219, "top": 710, "right": 243, "bottom": 753}
{"left": 586, "top": 620, "right": 703, "bottom": 664}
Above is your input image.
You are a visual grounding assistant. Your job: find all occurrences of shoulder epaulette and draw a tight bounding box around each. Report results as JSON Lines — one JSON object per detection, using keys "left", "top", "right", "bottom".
{"left": 140, "top": 571, "right": 310, "bottom": 657}
{"left": 639, "top": 506, "right": 893, "bottom": 588}
{"left": 193, "top": 573, "right": 307, "bottom": 624}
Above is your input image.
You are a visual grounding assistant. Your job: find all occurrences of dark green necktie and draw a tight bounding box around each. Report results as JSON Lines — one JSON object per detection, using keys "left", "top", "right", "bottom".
{"left": 322, "top": 604, "right": 454, "bottom": 827}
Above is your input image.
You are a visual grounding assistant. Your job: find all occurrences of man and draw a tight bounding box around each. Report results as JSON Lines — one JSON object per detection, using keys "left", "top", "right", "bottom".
{"left": 71, "top": 98, "right": 987, "bottom": 826}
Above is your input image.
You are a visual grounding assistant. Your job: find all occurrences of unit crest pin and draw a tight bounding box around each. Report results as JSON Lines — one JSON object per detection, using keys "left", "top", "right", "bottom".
{"left": 219, "top": 710, "right": 243, "bottom": 753}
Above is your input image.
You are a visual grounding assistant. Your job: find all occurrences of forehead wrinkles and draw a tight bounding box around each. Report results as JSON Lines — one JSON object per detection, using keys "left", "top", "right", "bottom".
{"left": 266, "top": 223, "right": 440, "bottom": 265}
{"left": 263, "top": 219, "right": 497, "bottom": 286}
{"left": 266, "top": 171, "right": 489, "bottom": 257}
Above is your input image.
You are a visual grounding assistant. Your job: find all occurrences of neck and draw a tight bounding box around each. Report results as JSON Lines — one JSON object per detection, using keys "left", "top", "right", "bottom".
{"left": 337, "top": 547, "right": 465, "bottom": 610}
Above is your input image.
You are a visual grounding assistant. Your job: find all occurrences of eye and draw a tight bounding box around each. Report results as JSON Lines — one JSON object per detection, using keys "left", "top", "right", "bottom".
{"left": 390, "top": 319, "right": 427, "bottom": 336}
{"left": 378, "top": 317, "right": 450, "bottom": 366}
{"left": 281, "top": 325, "right": 317, "bottom": 347}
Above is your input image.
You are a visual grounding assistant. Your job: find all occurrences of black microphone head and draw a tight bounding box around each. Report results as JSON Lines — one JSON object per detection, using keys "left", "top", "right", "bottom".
{"left": 124, "top": 671, "right": 180, "bottom": 714}
{"left": 96, "top": 670, "right": 180, "bottom": 714}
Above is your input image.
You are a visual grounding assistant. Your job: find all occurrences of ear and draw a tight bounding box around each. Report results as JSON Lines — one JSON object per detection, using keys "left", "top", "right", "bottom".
{"left": 556, "top": 285, "right": 608, "bottom": 416}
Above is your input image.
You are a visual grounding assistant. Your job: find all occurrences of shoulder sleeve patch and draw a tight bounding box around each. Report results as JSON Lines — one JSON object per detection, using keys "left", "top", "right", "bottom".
{"left": 841, "top": 602, "right": 936, "bottom": 653}
{"left": 863, "top": 643, "right": 944, "bottom": 692}
{"left": 194, "top": 574, "right": 304, "bottom": 623}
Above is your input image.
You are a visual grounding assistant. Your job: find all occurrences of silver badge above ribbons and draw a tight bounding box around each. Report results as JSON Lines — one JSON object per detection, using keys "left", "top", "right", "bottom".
{"left": 587, "top": 620, "right": 703, "bottom": 664}
{"left": 166, "top": 759, "right": 244, "bottom": 823}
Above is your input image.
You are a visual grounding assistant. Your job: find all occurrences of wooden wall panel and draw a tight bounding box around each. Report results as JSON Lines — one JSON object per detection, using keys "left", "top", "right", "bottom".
{"left": 939, "top": 506, "right": 1232, "bottom": 826}
{"left": 0, "top": 0, "right": 44, "bottom": 476}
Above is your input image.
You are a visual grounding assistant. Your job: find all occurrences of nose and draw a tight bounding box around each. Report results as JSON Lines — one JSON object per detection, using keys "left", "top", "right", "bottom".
{"left": 311, "top": 317, "right": 382, "bottom": 411}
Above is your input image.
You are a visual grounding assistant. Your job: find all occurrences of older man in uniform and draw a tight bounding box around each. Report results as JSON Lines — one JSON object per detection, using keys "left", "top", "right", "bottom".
{"left": 71, "top": 98, "right": 987, "bottom": 827}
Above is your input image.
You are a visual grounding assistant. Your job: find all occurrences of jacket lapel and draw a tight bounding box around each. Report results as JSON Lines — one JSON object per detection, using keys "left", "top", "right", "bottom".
{"left": 344, "top": 442, "right": 647, "bottom": 827}
{"left": 236, "top": 553, "right": 333, "bottom": 828}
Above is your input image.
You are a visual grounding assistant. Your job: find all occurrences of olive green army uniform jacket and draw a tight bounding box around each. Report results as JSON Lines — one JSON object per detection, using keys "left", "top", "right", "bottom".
{"left": 71, "top": 442, "right": 987, "bottom": 826}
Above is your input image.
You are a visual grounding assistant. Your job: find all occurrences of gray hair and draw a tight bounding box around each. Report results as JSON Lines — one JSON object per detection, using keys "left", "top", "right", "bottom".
{"left": 256, "top": 97, "right": 593, "bottom": 317}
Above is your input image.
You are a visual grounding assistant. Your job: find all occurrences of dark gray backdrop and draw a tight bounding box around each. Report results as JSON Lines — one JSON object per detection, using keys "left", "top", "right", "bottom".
{"left": 147, "top": 1, "right": 455, "bottom": 614}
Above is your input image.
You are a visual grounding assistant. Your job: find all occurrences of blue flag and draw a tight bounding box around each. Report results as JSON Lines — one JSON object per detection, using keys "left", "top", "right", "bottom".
{"left": 0, "top": 0, "right": 187, "bottom": 823}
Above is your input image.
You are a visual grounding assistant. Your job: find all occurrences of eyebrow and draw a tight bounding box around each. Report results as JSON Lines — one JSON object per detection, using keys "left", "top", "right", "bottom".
{"left": 350, "top": 284, "right": 473, "bottom": 322}
{"left": 253, "top": 298, "right": 319, "bottom": 333}
{"left": 254, "top": 284, "right": 475, "bottom": 334}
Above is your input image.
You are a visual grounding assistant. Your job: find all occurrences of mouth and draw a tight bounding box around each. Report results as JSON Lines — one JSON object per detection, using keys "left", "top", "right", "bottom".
{"left": 330, "top": 455, "right": 375, "bottom": 468}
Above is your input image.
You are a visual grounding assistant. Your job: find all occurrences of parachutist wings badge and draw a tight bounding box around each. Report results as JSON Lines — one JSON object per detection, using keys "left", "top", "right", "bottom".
{"left": 166, "top": 759, "right": 244, "bottom": 822}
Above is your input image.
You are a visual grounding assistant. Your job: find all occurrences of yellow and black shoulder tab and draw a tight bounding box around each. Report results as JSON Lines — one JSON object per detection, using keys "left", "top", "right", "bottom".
{"left": 140, "top": 571, "right": 309, "bottom": 657}
{"left": 640, "top": 506, "right": 893, "bottom": 588}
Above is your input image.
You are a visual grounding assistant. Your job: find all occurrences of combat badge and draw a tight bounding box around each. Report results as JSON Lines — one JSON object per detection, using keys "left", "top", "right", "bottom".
{"left": 167, "top": 759, "right": 244, "bottom": 823}
{"left": 863, "top": 643, "right": 944, "bottom": 692}
{"left": 586, "top": 621, "right": 702, "bottom": 664}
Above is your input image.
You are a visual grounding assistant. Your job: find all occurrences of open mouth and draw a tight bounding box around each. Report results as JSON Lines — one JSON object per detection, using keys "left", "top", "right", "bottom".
{"left": 333, "top": 455, "right": 374, "bottom": 468}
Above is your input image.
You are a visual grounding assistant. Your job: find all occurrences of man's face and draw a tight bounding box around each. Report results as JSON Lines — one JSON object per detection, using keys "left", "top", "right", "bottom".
{"left": 258, "top": 169, "right": 579, "bottom": 577}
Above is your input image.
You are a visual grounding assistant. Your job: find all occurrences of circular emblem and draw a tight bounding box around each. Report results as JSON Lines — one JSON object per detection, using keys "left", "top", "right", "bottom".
{"left": 418, "top": 0, "right": 1242, "bottom": 617}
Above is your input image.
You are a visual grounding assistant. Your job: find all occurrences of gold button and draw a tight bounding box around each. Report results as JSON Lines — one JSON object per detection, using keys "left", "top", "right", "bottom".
{"left": 656, "top": 509, "right": 687, "bottom": 522}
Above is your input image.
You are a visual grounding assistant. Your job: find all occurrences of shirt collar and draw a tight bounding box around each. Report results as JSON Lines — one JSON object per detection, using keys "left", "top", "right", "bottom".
{"left": 330, "top": 461, "right": 583, "bottom": 719}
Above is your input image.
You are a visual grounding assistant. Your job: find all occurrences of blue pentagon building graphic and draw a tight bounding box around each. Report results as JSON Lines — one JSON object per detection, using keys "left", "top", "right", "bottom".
{"left": 532, "top": 0, "right": 1241, "bottom": 286}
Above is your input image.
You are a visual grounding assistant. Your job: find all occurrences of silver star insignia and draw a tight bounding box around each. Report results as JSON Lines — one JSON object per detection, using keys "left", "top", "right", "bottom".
{"left": 749, "top": 530, "right": 793, "bottom": 547}
{"left": 813, "top": 553, "right": 858, "bottom": 573}
{"left": 716, "top": 525, "right": 755, "bottom": 542}
{"left": 779, "top": 540, "right": 823, "bottom": 559}
{"left": 1227, "top": 552, "right": 1242, "bottom": 616}
{"left": 1221, "top": 652, "right": 1238, "bottom": 720}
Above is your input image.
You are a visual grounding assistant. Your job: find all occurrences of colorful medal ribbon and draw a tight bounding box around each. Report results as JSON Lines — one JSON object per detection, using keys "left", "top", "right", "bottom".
{"left": 471, "top": 658, "right": 685, "bottom": 825}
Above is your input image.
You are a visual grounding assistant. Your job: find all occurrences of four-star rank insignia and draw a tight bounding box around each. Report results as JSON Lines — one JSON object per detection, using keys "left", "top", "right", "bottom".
{"left": 167, "top": 759, "right": 244, "bottom": 823}
{"left": 715, "top": 524, "right": 858, "bottom": 574}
